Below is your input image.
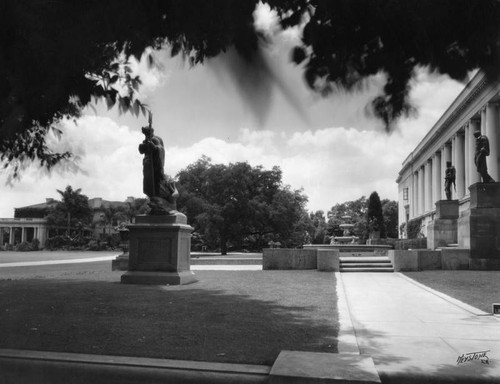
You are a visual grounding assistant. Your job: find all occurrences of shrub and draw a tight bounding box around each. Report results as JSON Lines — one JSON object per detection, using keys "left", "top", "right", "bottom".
{"left": 407, "top": 218, "right": 423, "bottom": 239}
{"left": 15, "top": 241, "right": 38, "bottom": 252}
{"left": 45, "top": 234, "right": 91, "bottom": 250}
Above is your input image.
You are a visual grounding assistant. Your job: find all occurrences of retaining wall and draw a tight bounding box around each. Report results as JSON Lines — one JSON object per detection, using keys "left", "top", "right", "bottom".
{"left": 388, "top": 249, "right": 471, "bottom": 271}
{"left": 263, "top": 248, "right": 339, "bottom": 271}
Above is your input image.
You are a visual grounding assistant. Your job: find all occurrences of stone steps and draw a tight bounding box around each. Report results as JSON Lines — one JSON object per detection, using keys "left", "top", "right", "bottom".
{"left": 190, "top": 257, "right": 262, "bottom": 265}
{"left": 339, "top": 251, "right": 389, "bottom": 257}
{"left": 340, "top": 256, "right": 394, "bottom": 273}
{"left": 340, "top": 267, "right": 395, "bottom": 273}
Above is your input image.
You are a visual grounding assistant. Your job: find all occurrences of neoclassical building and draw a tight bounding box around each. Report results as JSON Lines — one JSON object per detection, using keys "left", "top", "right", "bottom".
{"left": 0, "top": 197, "right": 136, "bottom": 249}
{"left": 397, "top": 70, "right": 500, "bottom": 242}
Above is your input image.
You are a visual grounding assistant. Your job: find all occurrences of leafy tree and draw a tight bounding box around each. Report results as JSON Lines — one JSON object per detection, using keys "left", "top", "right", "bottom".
{"left": 0, "top": 0, "right": 262, "bottom": 178}
{"left": 176, "top": 157, "right": 309, "bottom": 254}
{"left": 99, "top": 206, "right": 128, "bottom": 234}
{"left": 267, "top": 186, "right": 310, "bottom": 248}
{"left": 306, "top": 210, "right": 328, "bottom": 244}
{"left": 381, "top": 199, "right": 398, "bottom": 239}
{"left": 279, "top": 0, "right": 500, "bottom": 127}
{"left": 46, "top": 186, "right": 92, "bottom": 234}
{"left": 2, "top": 0, "right": 500, "bottom": 176}
{"left": 123, "top": 198, "right": 149, "bottom": 223}
{"left": 367, "top": 191, "right": 385, "bottom": 238}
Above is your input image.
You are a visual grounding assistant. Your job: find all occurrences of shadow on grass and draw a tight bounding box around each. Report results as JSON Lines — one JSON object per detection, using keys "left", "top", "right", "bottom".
{"left": 0, "top": 270, "right": 338, "bottom": 366}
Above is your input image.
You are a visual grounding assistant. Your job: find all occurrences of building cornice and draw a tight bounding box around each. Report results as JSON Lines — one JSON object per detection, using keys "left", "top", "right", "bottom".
{"left": 399, "top": 70, "right": 499, "bottom": 178}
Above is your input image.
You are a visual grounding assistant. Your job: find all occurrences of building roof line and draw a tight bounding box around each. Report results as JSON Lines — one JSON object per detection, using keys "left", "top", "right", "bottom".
{"left": 399, "top": 70, "right": 491, "bottom": 176}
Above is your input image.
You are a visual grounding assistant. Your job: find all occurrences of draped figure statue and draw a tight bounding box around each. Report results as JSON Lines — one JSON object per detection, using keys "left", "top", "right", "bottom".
{"left": 138, "top": 116, "right": 178, "bottom": 214}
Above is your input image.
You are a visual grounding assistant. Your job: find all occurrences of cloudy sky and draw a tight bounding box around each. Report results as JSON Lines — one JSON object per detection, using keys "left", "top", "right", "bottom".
{"left": 0, "top": 5, "right": 466, "bottom": 218}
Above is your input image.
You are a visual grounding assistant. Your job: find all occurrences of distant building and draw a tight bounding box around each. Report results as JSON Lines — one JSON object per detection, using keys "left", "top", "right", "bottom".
{"left": 0, "top": 197, "right": 136, "bottom": 249}
{"left": 396, "top": 70, "right": 500, "bottom": 242}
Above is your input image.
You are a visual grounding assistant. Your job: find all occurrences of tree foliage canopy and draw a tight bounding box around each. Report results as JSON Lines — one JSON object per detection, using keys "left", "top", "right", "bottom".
{"left": 176, "top": 156, "right": 309, "bottom": 254}
{"left": 367, "top": 191, "right": 385, "bottom": 237}
{"left": 305, "top": 210, "right": 328, "bottom": 244}
{"left": 381, "top": 199, "right": 398, "bottom": 238}
{"left": 281, "top": 0, "right": 500, "bottom": 126}
{"left": 2, "top": 0, "right": 499, "bottom": 175}
{"left": 46, "top": 185, "right": 92, "bottom": 232}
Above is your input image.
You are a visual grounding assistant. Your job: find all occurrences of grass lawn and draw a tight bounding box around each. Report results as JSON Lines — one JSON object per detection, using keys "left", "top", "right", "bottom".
{"left": 403, "top": 270, "right": 500, "bottom": 313}
{"left": 0, "top": 265, "right": 338, "bottom": 366}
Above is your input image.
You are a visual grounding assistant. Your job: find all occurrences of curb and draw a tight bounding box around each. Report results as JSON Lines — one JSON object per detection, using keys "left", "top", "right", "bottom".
{"left": 0, "top": 349, "right": 270, "bottom": 384}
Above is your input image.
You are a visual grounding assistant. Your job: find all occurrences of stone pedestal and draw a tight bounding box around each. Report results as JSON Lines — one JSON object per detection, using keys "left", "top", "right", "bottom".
{"left": 121, "top": 212, "right": 197, "bottom": 285}
{"left": 427, "top": 200, "right": 458, "bottom": 249}
{"left": 111, "top": 253, "right": 129, "bottom": 271}
{"left": 458, "top": 183, "right": 500, "bottom": 269}
{"left": 317, "top": 249, "right": 339, "bottom": 272}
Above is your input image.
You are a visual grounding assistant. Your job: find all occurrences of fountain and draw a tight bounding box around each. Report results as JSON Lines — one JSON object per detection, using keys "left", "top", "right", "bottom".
{"left": 331, "top": 215, "right": 359, "bottom": 244}
{"left": 305, "top": 213, "right": 392, "bottom": 258}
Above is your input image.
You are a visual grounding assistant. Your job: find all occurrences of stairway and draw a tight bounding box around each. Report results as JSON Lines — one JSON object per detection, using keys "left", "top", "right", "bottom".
{"left": 340, "top": 256, "right": 394, "bottom": 272}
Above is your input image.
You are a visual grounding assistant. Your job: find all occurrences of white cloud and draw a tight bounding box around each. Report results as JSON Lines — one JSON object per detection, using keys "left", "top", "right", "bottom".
{"left": 127, "top": 49, "right": 170, "bottom": 97}
{"left": 162, "top": 126, "right": 415, "bottom": 213}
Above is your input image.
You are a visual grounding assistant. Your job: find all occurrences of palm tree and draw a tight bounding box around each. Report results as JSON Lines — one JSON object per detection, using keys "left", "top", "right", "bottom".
{"left": 55, "top": 186, "right": 91, "bottom": 235}
{"left": 100, "top": 206, "right": 127, "bottom": 234}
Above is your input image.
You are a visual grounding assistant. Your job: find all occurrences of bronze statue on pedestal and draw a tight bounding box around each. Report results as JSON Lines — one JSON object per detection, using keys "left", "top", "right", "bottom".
{"left": 138, "top": 113, "right": 178, "bottom": 214}
{"left": 474, "top": 129, "right": 495, "bottom": 183}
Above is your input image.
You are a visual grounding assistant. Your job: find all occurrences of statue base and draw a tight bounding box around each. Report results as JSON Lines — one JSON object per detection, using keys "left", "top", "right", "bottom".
{"left": 121, "top": 271, "right": 197, "bottom": 285}
{"left": 458, "top": 183, "right": 500, "bottom": 268}
{"left": 121, "top": 212, "right": 197, "bottom": 285}
{"left": 427, "top": 200, "right": 458, "bottom": 249}
{"left": 112, "top": 252, "right": 129, "bottom": 271}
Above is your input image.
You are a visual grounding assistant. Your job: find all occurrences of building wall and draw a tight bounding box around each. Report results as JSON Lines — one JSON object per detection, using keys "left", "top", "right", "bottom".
{"left": 1, "top": 196, "right": 137, "bottom": 248}
{"left": 396, "top": 70, "right": 500, "bottom": 242}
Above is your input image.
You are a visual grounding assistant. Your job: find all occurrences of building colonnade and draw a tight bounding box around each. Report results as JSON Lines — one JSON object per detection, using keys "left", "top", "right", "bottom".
{"left": 408, "top": 102, "right": 500, "bottom": 219}
{"left": 0, "top": 219, "right": 48, "bottom": 248}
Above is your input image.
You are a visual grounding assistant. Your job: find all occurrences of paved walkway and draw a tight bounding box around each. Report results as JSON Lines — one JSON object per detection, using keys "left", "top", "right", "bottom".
{"left": 340, "top": 272, "right": 500, "bottom": 384}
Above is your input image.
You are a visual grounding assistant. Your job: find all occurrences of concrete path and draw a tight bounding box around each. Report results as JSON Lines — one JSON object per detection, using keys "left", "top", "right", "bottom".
{"left": 0, "top": 251, "right": 262, "bottom": 270}
{"left": 0, "top": 251, "right": 120, "bottom": 265}
{"left": 340, "top": 272, "right": 500, "bottom": 384}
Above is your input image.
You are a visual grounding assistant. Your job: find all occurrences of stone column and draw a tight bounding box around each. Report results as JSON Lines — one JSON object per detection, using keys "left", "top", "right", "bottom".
{"left": 21, "top": 227, "right": 26, "bottom": 243}
{"left": 455, "top": 131, "right": 465, "bottom": 199}
{"left": 412, "top": 171, "right": 418, "bottom": 218}
{"left": 433, "top": 152, "right": 442, "bottom": 203}
{"left": 464, "top": 124, "right": 470, "bottom": 189}
{"left": 418, "top": 166, "right": 425, "bottom": 215}
{"left": 9, "top": 227, "right": 14, "bottom": 244}
{"left": 481, "top": 107, "right": 487, "bottom": 134}
{"left": 469, "top": 119, "right": 481, "bottom": 185}
{"left": 418, "top": 165, "right": 426, "bottom": 215}
{"left": 0, "top": 228, "right": 3, "bottom": 245}
{"left": 425, "top": 159, "right": 432, "bottom": 212}
{"left": 38, "top": 226, "right": 47, "bottom": 248}
{"left": 486, "top": 102, "right": 500, "bottom": 181}
{"left": 452, "top": 134, "right": 457, "bottom": 191}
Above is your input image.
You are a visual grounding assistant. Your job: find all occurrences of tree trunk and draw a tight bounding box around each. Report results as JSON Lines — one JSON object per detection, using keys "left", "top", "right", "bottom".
{"left": 220, "top": 234, "right": 227, "bottom": 255}
{"left": 66, "top": 212, "right": 71, "bottom": 235}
